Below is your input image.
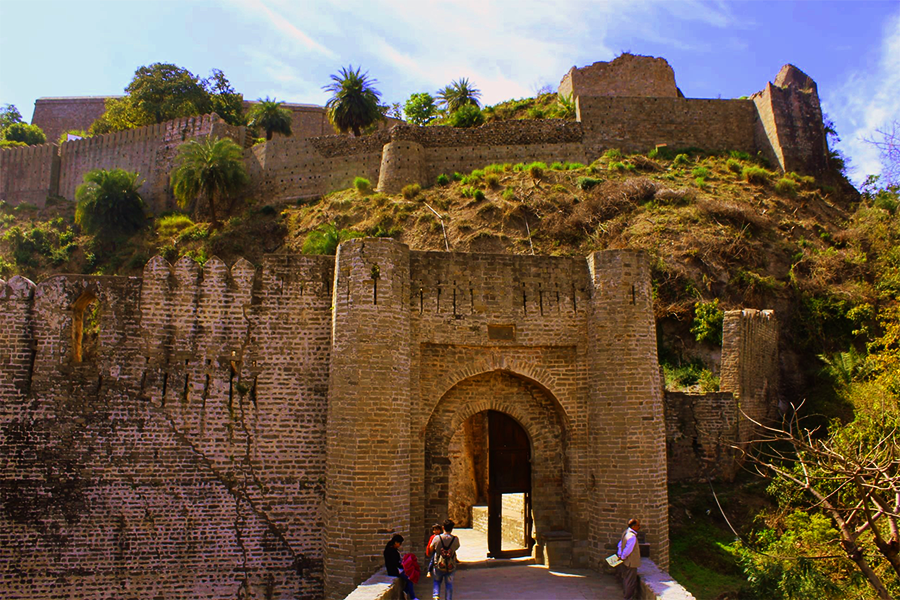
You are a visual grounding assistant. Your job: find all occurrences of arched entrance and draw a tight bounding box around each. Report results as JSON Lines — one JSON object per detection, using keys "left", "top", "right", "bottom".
{"left": 424, "top": 370, "right": 569, "bottom": 559}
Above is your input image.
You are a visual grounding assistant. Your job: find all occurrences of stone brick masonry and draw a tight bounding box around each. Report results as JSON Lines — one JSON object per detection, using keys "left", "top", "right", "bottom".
{"left": 0, "top": 243, "right": 726, "bottom": 599}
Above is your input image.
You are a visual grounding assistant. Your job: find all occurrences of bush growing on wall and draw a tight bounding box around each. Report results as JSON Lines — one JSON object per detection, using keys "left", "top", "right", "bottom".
{"left": 354, "top": 177, "right": 371, "bottom": 193}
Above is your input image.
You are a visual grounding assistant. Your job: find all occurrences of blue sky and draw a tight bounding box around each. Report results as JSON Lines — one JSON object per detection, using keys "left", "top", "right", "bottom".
{"left": 0, "top": 0, "right": 897, "bottom": 183}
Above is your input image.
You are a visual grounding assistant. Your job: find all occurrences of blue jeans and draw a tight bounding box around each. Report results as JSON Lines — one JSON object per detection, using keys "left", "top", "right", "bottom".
{"left": 399, "top": 572, "right": 417, "bottom": 599}
{"left": 432, "top": 569, "right": 453, "bottom": 600}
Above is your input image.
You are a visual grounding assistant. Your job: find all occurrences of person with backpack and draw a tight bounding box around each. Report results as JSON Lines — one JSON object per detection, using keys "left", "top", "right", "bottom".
{"left": 425, "top": 523, "right": 443, "bottom": 577}
{"left": 429, "top": 519, "right": 459, "bottom": 600}
{"left": 384, "top": 534, "right": 419, "bottom": 600}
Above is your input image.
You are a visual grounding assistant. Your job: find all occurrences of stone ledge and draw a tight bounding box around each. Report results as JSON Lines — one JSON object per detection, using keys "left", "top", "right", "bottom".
{"left": 638, "top": 560, "right": 697, "bottom": 599}
{"left": 343, "top": 568, "right": 402, "bottom": 600}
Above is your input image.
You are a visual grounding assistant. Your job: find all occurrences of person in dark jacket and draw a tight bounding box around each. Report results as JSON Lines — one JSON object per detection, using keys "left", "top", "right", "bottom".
{"left": 384, "top": 534, "right": 418, "bottom": 600}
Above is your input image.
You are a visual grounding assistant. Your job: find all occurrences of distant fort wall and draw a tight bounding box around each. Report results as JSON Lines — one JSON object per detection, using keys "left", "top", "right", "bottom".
{"left": 2, "top": 59, "right": 828, "bottom": 208}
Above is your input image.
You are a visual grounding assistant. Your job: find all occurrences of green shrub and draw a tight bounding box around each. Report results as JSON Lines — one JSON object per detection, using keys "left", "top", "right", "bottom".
{"left": 695, "top": 177, "right": 707, "bottom": 187}
{"left": 691, "top": 166, "right": 710, "bottom": 179}
{"left": 609, "top": 161, "right": 626, "bottom": 172}
{"left": 452, "top": 172, "right": 464, "bottom": 181}
{"left": 448, "top": 104, "right": 484, "bottom": 128}
{"left": 75, "top": 168, "right": 147, "bottom": 236}
{"left": 729, "top": 150, "right": 751, "bottom": 161}
{"left": 436, "top": 173, "right": 450, "bottom": 186}
{"left": 576, "top": 176, "right": 602, "bottom": 191}
{"left": 485, "top": 174, "right": 500, "bottom": 187}
{"left": 550, "top": 161, "right": 565, "bottom": 171}
{"left": 743, "top": 166, "right": 771, "bottom": 185}
{"left": 470, "top": 169, "right": 485, "bottom": 179}
{"left": 302, "top": 222, "right": 363, "bottom": 255}
{"left": 401, "top": 183, "right": 421, "bottom": 199}
{"left": 526, "top": 107, "right": 545, "bottom": 119}
{"left": 604, "top": 148, "right": 622, "bottom": 159}
{"left": 4, "top": 122, "right": 47, "bottom": 145}
{"left": 484, "top": 164, "right": 505, "bottom": 174}
{"left": 512, "top": 163, "right": 526, "bottom": 172}
{"left": 565, "top": 162, "right": 586, "bottom": 170}
{"left": 528, "top": 162, "right": 546, "bottom": 179}
{"left": 673, "top": 153, "right": 690, "bottom": 167}
{"left": 156, "top": 213, "right": 195, "bottom": 238}
{"left": 460, "top": 186, "right": 476, "bottom": 198}
{"left": 691, "top": 299, "right": 724, "bottom": 345}
{"left": 726, "top": 158, "right": 743, "bottom": 174}
{"left": 473, "top": 189, "right": 486, "bottom": 201}
{"left": 353, "top": 177, "right": 371, "bottom": 192}
{"left": 502, "top": 187, "right": 517, "bottom": 201}
{"left": 775, "top": 178, "right": 798, "bottom": 197}
{"left": 648, "top": 146, "right": 674, "bottom": 160}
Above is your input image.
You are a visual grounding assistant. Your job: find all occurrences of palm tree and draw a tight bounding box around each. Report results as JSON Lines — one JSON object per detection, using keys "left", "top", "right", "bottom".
{"left": 247, "top": 97, "right": 293, "bottom": 141}
{"left": 323, "top": 66, "right": 383, "bottom": 137}
{"left": 75, "top": 168, "right": 147, "bottom": 236}
{"left": 437, "top": 78, "right": 482, "bottom": 113}
{"left": 170, "top": 136, "right": 249, "bottom": 228}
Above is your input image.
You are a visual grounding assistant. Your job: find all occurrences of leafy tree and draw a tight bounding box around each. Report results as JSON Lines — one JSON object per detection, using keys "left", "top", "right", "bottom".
{"left": 247, "top": 98, "right": 293, "bottom": 140}
{"left": 170, "top": 136, "right": 249, "bottom": 228}
{"left": 323, "top": 66, "right": 383, "bottom": 137}
{"left": 4, "top": 122, "right": 47, "bottom": 145}
{"left": 75, "top": 169, "right": 147, "bottom": 236}
{"left": 205, "top": 68, "right": 246, "bottom": 127}
{"left": 437, "top": 78, "right": 482, "bottom": 113}
{"left": 404, "top": 92, "right": 438, "bottom": 126}
{"left": 0, "top": 104, "right": 23, "bottom": 131}
{"left": 127, "top": 63, "right": 210, "bottom": 124}
{"left": 91, "top": 64, "right": 245, "bottom": 134}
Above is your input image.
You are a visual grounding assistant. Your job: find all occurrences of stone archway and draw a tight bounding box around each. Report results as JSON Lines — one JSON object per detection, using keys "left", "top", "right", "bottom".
{"left": 423, "top": 370, "right": 569, "bottom": 542}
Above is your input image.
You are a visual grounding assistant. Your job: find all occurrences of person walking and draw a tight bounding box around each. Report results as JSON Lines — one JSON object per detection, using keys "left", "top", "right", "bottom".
{"left": 616, "top": 518, "right": 641, "bottom": 600}
{"left": 430, "top": 519, "right": 459, "bottom": 600}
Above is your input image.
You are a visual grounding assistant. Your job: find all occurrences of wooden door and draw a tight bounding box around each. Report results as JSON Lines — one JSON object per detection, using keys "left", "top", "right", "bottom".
{"left": 487, "top": 410, "right": 532, "bottom": 558}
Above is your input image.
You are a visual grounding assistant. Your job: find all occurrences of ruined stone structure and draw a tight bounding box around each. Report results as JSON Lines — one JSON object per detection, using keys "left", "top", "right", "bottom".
{"left": 3, "top": 57, "right": 829, "bottom": 210}
{"left": 664, "top": 310, "right": 779, "bottom": 482}
{"left": 559, "top": 53, "right": 682, "bottom": 99}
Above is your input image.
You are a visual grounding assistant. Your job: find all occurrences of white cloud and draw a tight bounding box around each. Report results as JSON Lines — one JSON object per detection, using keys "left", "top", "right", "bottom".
{"left": 226, "top": 0, "right": 745, "bottom": 106}
{"left": 824, "top": 10, "right": 900, "bottom": 184}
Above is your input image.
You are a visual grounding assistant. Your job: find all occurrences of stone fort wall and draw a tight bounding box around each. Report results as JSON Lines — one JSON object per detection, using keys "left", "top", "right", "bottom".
{"left": 664, "top": 309, "right": 779, "bottom": 482}
{"left": 0, "top": 243, "right": 727, "bottom": 599}
{"left": 3, "top": 61, "right": 828, "bottom": 209}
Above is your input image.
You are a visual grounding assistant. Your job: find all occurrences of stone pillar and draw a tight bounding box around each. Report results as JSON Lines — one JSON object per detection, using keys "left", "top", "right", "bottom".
{"left": 376, "top": 139, "right": 427, "bottom": 194}
{"left": 324, "top": 238, "right": 411, "bottom": 599}
{"left": 585, "top": 250, "right": 669, "bottom": 570}
{"left": 721, "top": 309, "right": 779, "bottom": 443}
{"left": 0, "top": 276, "right": 36, "bottom": 401}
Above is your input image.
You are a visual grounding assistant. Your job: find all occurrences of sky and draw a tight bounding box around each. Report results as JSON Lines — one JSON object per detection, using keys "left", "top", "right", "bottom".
{"left": 0, "top": 0, "right": 897, "bottom": 184}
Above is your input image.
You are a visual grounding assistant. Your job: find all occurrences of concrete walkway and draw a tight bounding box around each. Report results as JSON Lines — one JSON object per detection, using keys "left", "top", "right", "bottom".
{"left": 412, "top": 529, "right": 622, "bottom": 600}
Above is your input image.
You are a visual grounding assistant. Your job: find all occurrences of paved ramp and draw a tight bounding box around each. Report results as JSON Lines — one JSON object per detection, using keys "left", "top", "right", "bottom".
{"left": 412, "top": 529, "right": 622, "bottom": 600}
